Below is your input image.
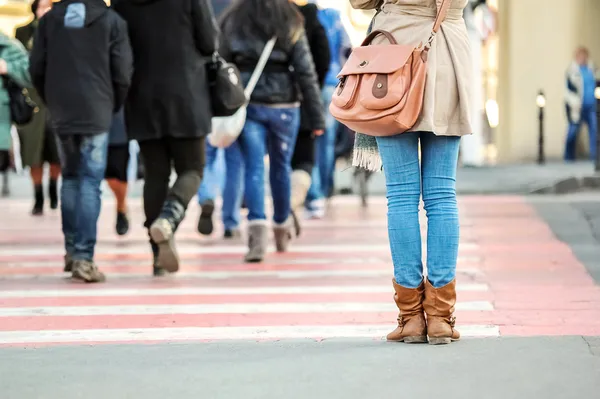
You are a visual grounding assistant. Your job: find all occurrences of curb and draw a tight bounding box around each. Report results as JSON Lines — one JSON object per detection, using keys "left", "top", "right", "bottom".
{"left": 530, "top": 175, "right": 600, "bottom": 194}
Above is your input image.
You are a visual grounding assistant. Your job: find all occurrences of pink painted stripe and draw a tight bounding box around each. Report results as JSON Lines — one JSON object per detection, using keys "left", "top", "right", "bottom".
{"left": 0, "top": 310, "right": 494, "bottom": 331}
{"left": 0, "top": 291, "right": 494, "bottom": 307}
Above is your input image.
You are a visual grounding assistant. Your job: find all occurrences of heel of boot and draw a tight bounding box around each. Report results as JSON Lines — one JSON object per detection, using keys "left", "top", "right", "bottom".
{"left": 428, "top": 337, "right": 452, "bottom": 345}
{"left": 404, "top": 336, "right": 428, "bottom": 344}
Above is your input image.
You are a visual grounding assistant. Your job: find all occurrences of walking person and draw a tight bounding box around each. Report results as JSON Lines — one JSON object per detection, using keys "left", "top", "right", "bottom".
{"left": 304, "top": 2, "right": 352, "bottom": 218}
{"left": 0, "top": 35, "right": 32, "bottom": 197}
{"left": 113, "top": 0, "right": 219, "bottom": 275}
{"left": 349, "top": 0, "right": 472, "bottom": 344}
{"left": 30, "top": 0, "right": 133, "bottom": 283}
{"left": 15, "top": 0, "right": 60, "bottom": 216}
{"left": 289, "top": 0, "right": 330, "bottom": 236}
{"left": 197, "top": 141, "right": 244, "bottom": 239}
{"left": 105, "top": 108, "right": 130, "bottom": 236}
{"left": 220, "top": 0, "right": 325, "bottom": 263}
{"left": 564, "top": 46, "right": 598, "bottom": 162}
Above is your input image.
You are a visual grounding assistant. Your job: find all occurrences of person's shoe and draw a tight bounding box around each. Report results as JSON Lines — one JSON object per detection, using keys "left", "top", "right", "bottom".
{"left": 273, "top": 219, "right": 293, "bottom": 253}
{"left": 149, "top": 199, "right": 186, "bottom": 273}
{"left": 423, "top": 279, "right": 461, "bottom": 345}
{"left": 63, "top": 254, "right": 73, "bottom": 272}
{"left": 244, "top": 222, "right": 268, "bottom": 263}
{"left": 71, "top": 260, "right": 106, "bottom": 283}
{"left": 386, "top": 279, "right": 428, "bottom": 343}
{"left": 116, "top": 211, "right": 130, "bottom": 236}
{"left": 223, "top": 228, "right": 241, "bottom": 239}
{"left": 150, "top": 241, "right": 168, "bottom": 277}
{"left": 290, "top": 170, "right": 311, "bottom": 237}
{"left": 32, "top": 184, "right": 44, "bottom": 216}
{"left": 197, "top": 200, "right": 215, "bottom": 236}
{"left": 49, "top": 179, "right": 59, "bottom": 210}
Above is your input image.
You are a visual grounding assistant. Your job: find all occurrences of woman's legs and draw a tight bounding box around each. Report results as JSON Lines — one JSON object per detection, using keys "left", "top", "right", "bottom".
{"left": 376, "top": 132, "right": 422, "bottom": 288}
{"left": 376, "top": 132, "right": 426, "bottom": 343}
{"left": 237, "top": 106, "right": 269, "bottom": 262}
{"left": 222, "top": 142, "right": 244, "bottom": 236}
{"left": 420, "top": 132, "right": 461, "bottom": 345}
{"left": 105, "top": 144, "right": 130, "bottom": 236}
{"left": 420, "top": 132, "right": 461, "bottom": 287}
{"left": 30, "top": 166, "right": 44, "bottom": 215}
{"left": 290, "top": 130, "right": 315, "bottom": 236}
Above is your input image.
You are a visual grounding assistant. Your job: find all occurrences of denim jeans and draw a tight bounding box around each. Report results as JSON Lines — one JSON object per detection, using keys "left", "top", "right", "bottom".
{"left": 197, "top": 140, "right": 244, "bottom": 230}
{"left": 376, "top": 132, "right": 461, "bottom": 289}
{"left": 307, "top": 85, "right": 338, "bottom": 203}
{"left": 565, "top": 105, "right": 598, "bottom": 161}
{"left": 56, "top": 133, "right": 109, "bottom": 261}
{"left": 238, "top": 104, "right": 300, "bottom": 224}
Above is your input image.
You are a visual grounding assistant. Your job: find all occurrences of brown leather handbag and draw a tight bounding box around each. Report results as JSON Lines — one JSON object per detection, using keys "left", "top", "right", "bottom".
{"left": 330, "top": 0, "right": 451, "bottom": 137}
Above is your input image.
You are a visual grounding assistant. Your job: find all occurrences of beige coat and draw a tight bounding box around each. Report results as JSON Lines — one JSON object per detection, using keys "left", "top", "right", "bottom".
{"left": 350, "top": 0, "right": 473, "bottom": 136}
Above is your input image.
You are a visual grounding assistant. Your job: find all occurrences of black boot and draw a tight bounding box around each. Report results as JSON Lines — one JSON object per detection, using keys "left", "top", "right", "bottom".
{"left": 197, "top": 199, "right": 215, "bottom": 236}
{"left": 32, "top": 184, "right": 44, "bottom": 216}
{"left": 151, "top": 241, "right": 168, "bottom": 276}
{"left": 49, "top": 179, "right": 58, "bottom": 210}
{"left": 149, "top": 199, "right": 186, "bottom": 273}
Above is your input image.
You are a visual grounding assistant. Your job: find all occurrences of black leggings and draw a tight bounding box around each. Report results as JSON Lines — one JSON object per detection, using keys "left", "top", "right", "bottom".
{"left": 291, "top": 130, "right": 315, "bottom": 174}
{"left": 138, "top": 137, "right": 205, "bottom": 228}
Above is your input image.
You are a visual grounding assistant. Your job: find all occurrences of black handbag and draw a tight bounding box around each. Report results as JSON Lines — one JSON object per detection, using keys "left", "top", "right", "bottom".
{"left": 2, "top": 76, "right": 37, "bottom": 125}
{"left": 206, "top": 53, "right": 246, "bottom": 117}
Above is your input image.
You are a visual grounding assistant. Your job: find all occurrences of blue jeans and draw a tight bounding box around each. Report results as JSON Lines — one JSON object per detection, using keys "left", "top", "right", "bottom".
{"left": 565, "top": 105, "right": 598, "bottom": 161}
{"left": 307, "top": 85, "right": 338, "bottom": 203}
{"left": 197, "top": 140, "right": 244, "bottom": 230}
{"left": 376, "top": 132, "right": 461, "bottom": 289}
{"left": 238, "top": 104, "right": 300, "bottom": 224}
{"left": 56, "top": 133, "right": 109, "bottom": 261}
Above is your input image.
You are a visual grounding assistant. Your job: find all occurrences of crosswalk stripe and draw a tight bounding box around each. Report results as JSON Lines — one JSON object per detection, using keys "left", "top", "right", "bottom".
{"left": 0, "top": 283, "right": 489, "bottom": 298}
{"left": 0, "top": 324, "right": 500, "bottom": 344}
{"left": 0, "top": 301, "right": 494, "bottom": 317}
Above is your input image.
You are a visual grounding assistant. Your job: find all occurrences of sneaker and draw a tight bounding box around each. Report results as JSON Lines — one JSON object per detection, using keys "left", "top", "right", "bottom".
{"left": 116, "top": 211, "right": 130, "bottom": 236}
{"left": 197, "top": 200, "right": 215, "bottom": 236}
{"left": 72, "top": 260, "right": 106, "bottom": 283}
{"left": 305, "top": 199, "right": 325, "bottom": 219}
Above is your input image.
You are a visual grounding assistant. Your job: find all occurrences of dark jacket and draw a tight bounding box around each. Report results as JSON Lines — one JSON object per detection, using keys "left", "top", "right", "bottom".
{"left": 15, "top": 21, "right": 36, "bottom": 51}
{"left": 221, "top": 18, "right": 326, "bottom": 131}
{"left": 297, "top": 4, "right": 330, "bottom": 132}
{"left": 113, "top": 0, "right": 219, "bottom": 142}
{"left": 29, "top": 0, "right": 133, "bottom": 137}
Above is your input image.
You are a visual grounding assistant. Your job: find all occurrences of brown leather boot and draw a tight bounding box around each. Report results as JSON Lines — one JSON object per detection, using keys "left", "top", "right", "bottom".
{"left": 423, "top": 279, "right": 461, "bottom": 345}
{"left": 386, "top": 279, "right": 427, "bottom": 343}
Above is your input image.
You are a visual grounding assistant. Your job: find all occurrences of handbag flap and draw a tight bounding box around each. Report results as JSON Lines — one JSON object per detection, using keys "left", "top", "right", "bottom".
{"left": 337, "top": 44, "right": 417, "bottom": 77}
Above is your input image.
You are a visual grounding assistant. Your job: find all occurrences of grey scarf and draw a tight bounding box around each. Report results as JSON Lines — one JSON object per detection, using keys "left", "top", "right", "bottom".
{"left": 352, "top": 7, "right": 383, "bottom": 171}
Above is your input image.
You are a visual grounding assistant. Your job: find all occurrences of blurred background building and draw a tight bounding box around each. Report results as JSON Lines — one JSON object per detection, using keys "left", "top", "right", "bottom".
{"left": 0, "top": 0, "right": 597, "bottom": 164}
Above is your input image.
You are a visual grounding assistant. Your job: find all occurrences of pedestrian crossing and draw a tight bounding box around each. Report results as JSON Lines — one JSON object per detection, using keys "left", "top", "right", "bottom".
{"left": 0, "top": 197, "right": 500, "bottom": 346}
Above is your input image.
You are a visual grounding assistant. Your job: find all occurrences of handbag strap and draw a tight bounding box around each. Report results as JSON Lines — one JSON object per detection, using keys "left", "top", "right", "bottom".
{"left": 424, "top": 0, "right": 452, "bottom": 52}
{"left": 244, "top": 36, "right": 277, "bottom": 98}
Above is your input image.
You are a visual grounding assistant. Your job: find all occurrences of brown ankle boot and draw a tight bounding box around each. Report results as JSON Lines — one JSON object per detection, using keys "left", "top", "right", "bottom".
{"left": 386, "top": 279, "right": 427, "bottom": 343}
{"left": 423, "top": 279, "right": 461, "bottom": 345}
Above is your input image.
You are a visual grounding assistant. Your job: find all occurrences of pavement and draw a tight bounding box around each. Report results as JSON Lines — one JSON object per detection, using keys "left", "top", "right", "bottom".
{"left": 1, "top": 180, "right": 600, "bottom": 397}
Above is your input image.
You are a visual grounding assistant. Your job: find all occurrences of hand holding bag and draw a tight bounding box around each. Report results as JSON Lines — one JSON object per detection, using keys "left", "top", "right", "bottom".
{"left": 208, "top": 37, "right": 277, "bottom": 148}
{"left": 329, "top": 0, "right": 451, "bottom": 137}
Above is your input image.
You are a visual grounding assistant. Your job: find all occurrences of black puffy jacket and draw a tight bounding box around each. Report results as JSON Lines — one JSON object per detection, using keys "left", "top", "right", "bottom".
{"left": 220, "top": 23, "right": 326, "bottom": 131}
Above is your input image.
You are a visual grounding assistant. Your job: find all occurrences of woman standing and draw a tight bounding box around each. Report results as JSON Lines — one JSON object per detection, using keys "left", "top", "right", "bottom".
{"left": 15, "top": 0, "right": 60, "bottom": 216}
{"left": 220, "top": 0, "right": 325, "bottom": 263}
{"left": 350, "top": 0, "right": 472, "bottom": 345}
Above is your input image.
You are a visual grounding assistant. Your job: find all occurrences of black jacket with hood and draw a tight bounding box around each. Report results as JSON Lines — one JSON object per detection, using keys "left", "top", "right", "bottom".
{"left": 29, "top": 0, "right": 133, "bottom": 137}
{"left": 112, "top": 0, "right": 219, "bottom": 141}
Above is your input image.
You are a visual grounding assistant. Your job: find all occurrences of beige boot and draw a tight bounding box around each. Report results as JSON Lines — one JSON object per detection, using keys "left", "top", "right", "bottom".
{"left": 273, "top": 219, "right": 293, "bottom": 253}
{"left": 387, "top": 279, "right": 428, "bottom": 343}
{"left": 290, "top": 170, "right": 311, "bottom": 237}
{"left": 423, "top": 279, "right": 461, "bottom": 345}
{"left": 244, "top": 221, "right": 268, "bottom": 263}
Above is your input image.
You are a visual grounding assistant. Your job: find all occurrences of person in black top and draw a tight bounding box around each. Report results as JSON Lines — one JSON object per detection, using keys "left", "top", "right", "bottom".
{"left": 30, "top": 0, "right": 133, "bottom": 283}
{"left": 112, "top": 0, "right": 219, "bottom": 275}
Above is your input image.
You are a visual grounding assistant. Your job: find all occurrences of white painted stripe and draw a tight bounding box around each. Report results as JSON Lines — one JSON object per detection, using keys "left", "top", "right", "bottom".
{"left": 0, "top": 324, "right": 500, "bottom": 344}
{"left": 0, "top": 243, "right": 479, "bottom": 257}
{"left": 0, "top": 283, "right": 489, "bottom": 298}
{"left": 0, "top": 301, "right": 493, "bottom": 317}
{"left": 0, "top": 268, "right": 484, "bottom": 280}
